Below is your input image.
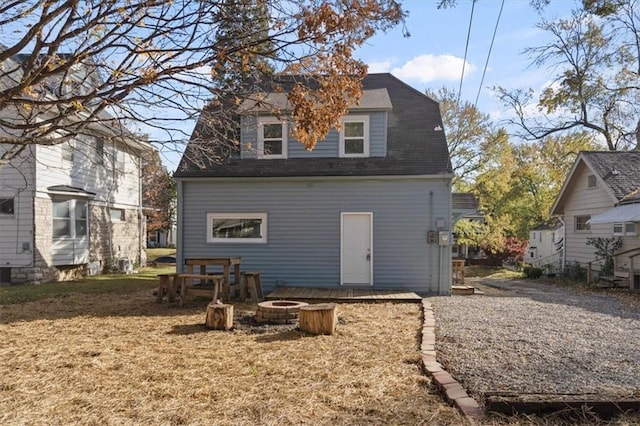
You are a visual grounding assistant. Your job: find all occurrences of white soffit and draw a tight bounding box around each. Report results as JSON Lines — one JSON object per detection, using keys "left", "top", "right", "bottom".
{"left": 240, "top": 88, "right": 392, "bottom": 113}
{"left": 588, "top": 203, "right": 640, "bottom": 224}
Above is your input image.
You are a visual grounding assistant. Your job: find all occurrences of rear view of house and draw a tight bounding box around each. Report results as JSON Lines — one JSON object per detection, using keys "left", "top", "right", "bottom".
{"left": 175, "top": 73, "right": 454, "bottom": 295}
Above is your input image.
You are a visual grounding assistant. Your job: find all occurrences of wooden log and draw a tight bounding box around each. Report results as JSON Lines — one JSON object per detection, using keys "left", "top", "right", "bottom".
{"left": 299, "top": 303, "right": 337, "bottom": 335}
{"left": 204, "top": 301, "right": 234, "bottom": 331}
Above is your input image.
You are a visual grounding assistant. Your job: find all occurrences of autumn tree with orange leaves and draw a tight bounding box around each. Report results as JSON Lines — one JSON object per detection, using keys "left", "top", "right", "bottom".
{"left": 0, "top": 0, "right": 405, "bottom": 167}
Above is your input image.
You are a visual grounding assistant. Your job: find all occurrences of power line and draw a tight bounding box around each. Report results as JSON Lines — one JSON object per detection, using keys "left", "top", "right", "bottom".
{"left": 475, "top": 0, "right": 505, "bottom": 108}
{"left": 457, "top": 0, "right": 476, "bottom": 106}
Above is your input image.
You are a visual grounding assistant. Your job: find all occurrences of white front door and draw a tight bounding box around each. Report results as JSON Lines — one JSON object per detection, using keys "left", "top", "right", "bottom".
{"left": 341, "top": 212, "right": 372, "bottom": 286}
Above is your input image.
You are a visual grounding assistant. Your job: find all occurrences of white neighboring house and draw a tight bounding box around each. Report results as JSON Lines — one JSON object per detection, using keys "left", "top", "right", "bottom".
{"left": 526, "top": 219, "right": 564, "bottom": 274}
{"left": 0, "top": 52, "right": 154, "bottom": 284}
{"left": 550, "top": 151, "right": 640, "bottom": 286}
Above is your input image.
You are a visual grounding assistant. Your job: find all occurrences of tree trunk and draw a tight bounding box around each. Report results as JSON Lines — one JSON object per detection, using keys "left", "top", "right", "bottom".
{"left": 205, "top": 301, "right": 233, "bottom": 331}
{"left": 299, "top": 303, "right": 337, "bottom": 335}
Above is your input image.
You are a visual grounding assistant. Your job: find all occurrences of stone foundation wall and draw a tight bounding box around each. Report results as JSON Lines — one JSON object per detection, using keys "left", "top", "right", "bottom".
{"left": 11, "top": 199, "right": 145, "bottom": 283}
{"left": 89, "top": 205, "right": 144, "bottom": 273}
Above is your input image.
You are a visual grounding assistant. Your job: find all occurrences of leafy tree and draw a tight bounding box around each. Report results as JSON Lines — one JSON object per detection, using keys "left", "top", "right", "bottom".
{"left": 142, "top": 150, "right": 176, "bottom": 240}
{"left": 0, "top": 0, "right": 405, "bottom": 166}
{"left": 496, "top": 3, "right": 640, "bottom": 150}
{"left": 426, "top": 86, "right": 493, "bottom": 190}
{"left": 586, "top": 236, "right": 623, "bottom": 275}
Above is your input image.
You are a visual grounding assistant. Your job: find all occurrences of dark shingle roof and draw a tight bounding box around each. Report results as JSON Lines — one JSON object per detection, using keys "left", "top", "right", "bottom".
{"left": 174, "top": 73, "right": 452, "bottom": 178}
{"left": 581, "top": 151, "right": 640, "bottom": 203}
{"left": 452, "top": 193, "right": 478, "bottom": 210}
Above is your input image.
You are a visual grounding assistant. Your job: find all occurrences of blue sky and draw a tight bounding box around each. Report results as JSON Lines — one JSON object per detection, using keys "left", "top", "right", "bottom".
{"left": 355, "top": 0, "right": 578, "bottom": 122}
{"left": 153, "top": 0, "right": 580, "bottom": 170}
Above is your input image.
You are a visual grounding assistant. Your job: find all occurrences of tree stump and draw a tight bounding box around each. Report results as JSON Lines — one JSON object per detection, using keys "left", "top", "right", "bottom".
{"left": 205, "top": 301, "right": 233, "bottom": 331}
{"left": 299, "top": 303, "right": 337, "bottom": 335}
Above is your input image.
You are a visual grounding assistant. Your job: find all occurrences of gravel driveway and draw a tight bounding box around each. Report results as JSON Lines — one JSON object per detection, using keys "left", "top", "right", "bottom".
{"left": 429, "top": 278, "right": 640, "bottom": 402}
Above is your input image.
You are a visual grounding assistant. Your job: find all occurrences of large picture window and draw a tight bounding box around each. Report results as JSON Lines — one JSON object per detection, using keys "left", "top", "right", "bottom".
{"left": 53, "top": 199, "right": 87, "bottom": 238}
{"left": 207, "top": 213, "right": 267, "bottom": 243}
{"left": 339, "top": 116, "right": 369, "bottom": 157}
{"left": 258, "top": 118, "right": 287, "bottom": 159}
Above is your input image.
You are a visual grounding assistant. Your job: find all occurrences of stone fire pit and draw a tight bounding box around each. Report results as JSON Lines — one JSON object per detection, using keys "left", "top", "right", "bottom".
{"left": 255, "top": 300, "right": 309, "bottom": 324}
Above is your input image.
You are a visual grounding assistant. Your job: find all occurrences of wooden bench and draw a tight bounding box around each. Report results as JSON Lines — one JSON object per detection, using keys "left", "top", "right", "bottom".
{"left": 598, "top": 270, "right": 630, "bottom": 288}
{"left": 241, "top": 272, "right": 263, "bottom": 303}
{"left": 176, "top": 274, "right": 225, "bottom": 307}
{"left": 157, "top": 273, "right": 180, "bottom": 303}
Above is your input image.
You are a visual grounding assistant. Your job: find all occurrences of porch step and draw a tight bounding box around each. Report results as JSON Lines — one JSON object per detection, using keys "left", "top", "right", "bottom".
{"left": 451, "top": 285, "right": 477, "bottom": 296}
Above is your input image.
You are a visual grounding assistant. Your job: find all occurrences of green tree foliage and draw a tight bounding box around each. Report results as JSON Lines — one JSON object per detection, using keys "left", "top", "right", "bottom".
{"left": 426, "top": 86, "right": 493, "bottom": 190}
{"left": 586, "top": 236, "right": 623, "bottom": 275}
{"left": 142, "top": 150, "right": 176, "bottom": 237}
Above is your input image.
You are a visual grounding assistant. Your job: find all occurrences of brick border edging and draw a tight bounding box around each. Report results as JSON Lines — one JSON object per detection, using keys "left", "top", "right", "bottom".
{"left": 421, "top": 300, "right": 484, "bottom": 419}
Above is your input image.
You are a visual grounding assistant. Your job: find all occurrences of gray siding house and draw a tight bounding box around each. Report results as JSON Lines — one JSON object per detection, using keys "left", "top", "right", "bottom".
{"left": 551, "top": 151, "right": 640, "bottom": 277}
{"left": 174, "top": 73, "right": 454, "bottom": 295}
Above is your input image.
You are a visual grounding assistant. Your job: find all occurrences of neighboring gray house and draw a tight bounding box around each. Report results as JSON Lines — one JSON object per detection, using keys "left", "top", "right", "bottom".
{"left": 550, "top": 151, "right": 640, "bottom": 281}
{"left": 0, "top": 52, "right": 153, "bottom": 284}
{"left": 174, "top": 73, "right": 454, "bottom": 295}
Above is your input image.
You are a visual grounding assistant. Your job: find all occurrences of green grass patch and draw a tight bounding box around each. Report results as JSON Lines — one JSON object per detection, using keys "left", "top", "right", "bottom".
{"left": 466, "top": 265, "right": 522, "bottom": 279}
{"left": 0, "top": 266, "right": 174, "bottom": 305}
{"left": 146, "top": 248, "right": 176, "bottom": 262}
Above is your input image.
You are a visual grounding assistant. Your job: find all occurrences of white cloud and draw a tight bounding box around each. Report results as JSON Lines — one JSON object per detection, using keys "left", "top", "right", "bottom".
{"left": 366, "top": 60, "right": 395, "bottom": 73}
{"left": 390, "top": 54, "right": 475, "bottom": 83}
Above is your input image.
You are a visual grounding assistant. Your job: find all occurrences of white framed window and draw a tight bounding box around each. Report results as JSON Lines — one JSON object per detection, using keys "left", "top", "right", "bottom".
{"left": 110, "top": 208, "right": 125, "bottom": 222}
{"left": 575, "top": 215, "right": 591, "bottom": 232}
{"left": 61, "top": 142, "right": 74, "bottom": 163}
{"left": 587, "top": 174, "right": 597, "bottom": 188}
{"left": 258, "top": 117, "right": 287, "bottom": 159}
{"left": 0, "top": 198, "right": 14, "bottom": 215}
{"left": 613, "top": 222, "right": 637, "bottom": 236}
{"left": 339, "top": 115, "right": 369, "bottom": 158}
{"left": 207, "top": 213, "right": 267, "bottom": 243}
{"left": 53, "top": 199, "right": 87, "bottom": 239}
{"left": 94, "top": 138, "right": 104, "bottom": 166}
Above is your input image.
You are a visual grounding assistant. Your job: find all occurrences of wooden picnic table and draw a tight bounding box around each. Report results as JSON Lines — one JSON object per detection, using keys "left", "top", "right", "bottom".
{"left": 184, "top": 257, "right": 242, "bottom": 300}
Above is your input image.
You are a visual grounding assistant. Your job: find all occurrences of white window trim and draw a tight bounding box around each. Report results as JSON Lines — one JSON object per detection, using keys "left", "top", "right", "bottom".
{"left": 207, "top": 213, "right": 267, "bottom": 244}
{"left": 613, "top": 221, "right": 637, "bottom": 236}
{"left": 339, "top": 115, "right": 370, "bottom": 158}
{"left": 257, "top": 117, "right": 287, "bottom": 159}
{"left": 52, "top": 199, "right": 88, "bottom": 240}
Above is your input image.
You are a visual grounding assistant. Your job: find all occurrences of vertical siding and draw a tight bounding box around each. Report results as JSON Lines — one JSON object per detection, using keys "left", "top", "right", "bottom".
{"left": 241, "top": 112, "right": 388, "bottom": 159}
{"left": 178, "top": 177, "right": 451, "bottom": 294}
{"left": 0, "top": 146, "right": 35, "bottom": 266}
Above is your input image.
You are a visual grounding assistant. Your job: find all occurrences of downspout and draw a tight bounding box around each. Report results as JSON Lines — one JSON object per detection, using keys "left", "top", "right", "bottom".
{"left": 558, "top": 216, "right": 566, "bottom": 273}
{"left": 138, "top": 154, "right": 144, "bottom": 267}
{"left": 429, "top": 190, "right": 434, "bottom": 292}
{"left": 176, "top": 179, "right": 184, "bottom": 273}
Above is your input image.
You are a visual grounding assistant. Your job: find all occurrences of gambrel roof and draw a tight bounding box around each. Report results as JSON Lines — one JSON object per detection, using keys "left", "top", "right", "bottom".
{"left": 175, "top": 73, "right": 452, "bottom": 178}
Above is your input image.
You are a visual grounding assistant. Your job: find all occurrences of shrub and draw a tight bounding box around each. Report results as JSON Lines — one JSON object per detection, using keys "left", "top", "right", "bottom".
{"left": 523, "top": 265, "right": 543, "bottom": 279}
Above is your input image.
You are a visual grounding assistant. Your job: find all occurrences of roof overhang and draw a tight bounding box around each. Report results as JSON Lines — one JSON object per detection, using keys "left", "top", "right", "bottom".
{"left": 47, "top": 185, "right": 96, "bottom": 199}
{"left": 239, "top": 88, "right": 392, "bottom": 113}
{"left": 587, "top": 203, "right": 640, "bottom": 224}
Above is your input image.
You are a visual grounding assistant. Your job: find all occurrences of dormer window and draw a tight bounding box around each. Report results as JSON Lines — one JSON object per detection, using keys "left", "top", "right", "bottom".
{"left": 340, "top": 116, "right": 369, "bottom": 158}
{"left": 258, "top": 117, "right": 287, "bottom": 159}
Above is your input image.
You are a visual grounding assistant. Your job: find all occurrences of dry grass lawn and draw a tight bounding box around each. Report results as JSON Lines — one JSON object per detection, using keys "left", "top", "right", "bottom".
{"left": 0, "top": 286, "right": 464, "bottom": 425}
